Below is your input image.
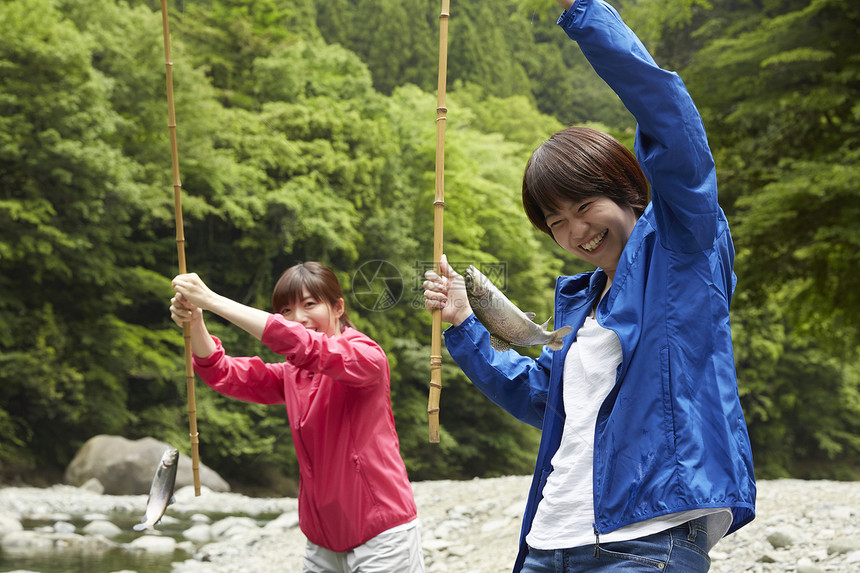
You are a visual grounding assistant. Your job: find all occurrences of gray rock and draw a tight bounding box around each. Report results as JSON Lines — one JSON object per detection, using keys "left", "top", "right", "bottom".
{"left": 422, "top": 538, "right": 450, "bottom": 551}
{"left": 190, "top": 513, "right": 211, "bottom": 525}
{"left": 65, "top": 532, "right": 116, "bottom": 552}
{"left": 64, "top": 434, "right": 230, "bottom": 494}
{"left": 827, "top": 536, "right": 860, "bottom": 555}
{"left": 82, "top": 519, "right": 122, "bottom": 538}
{"left": 1, "top": 531, "right": 54, "bottom": 552}
{"left": 176, "top": 540, "right": 197, "bottom": 554}
{"left": 79, "top": 477, "right": 104, "bottom": 494}
{"left": 0, "top": 513, "right": 23, "bottom": 534}
{"left": 30, "top": 511, "right": 72, "bottom": 522}
{"left": 2, "top": 530, "right": 116, "bottom": 554}
{"left": 128, "top": 534, "right": 176, "bottom": 553}
{"left": 263, "top": 512, "right": 299, "bottom": 532}
{"left": 767, "top": 529, "right": 795, "bottom": 548}
{"left": 447, "top": 543, "right": 474, "bottom": 557}
{"left": 503, "top": 501, "right": 523, "bottom": 518}
{"left": 480, "top": 518, "right": 510, "bottom": 533}
{"left": 182, "top": 523, "right": 212, "bottom": 543}
{"left": 829, "top": 506, "right": 853, "bottom": 520}
{"left": 53, "top": 521, "right": 76, "bottom": 534}
{"left": 156, "top": 514, "right": 181, "bottom": 528}
{"left": 210, "top": 516, "right": 259, "bottom": 539}
{"left": 797, "top": 566, "right": 825, "bottom": 573}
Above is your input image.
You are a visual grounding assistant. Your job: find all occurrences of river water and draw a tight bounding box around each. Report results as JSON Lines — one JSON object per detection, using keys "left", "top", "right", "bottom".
{"left": 0, "top": 510, "right": 276, "bottom": 573}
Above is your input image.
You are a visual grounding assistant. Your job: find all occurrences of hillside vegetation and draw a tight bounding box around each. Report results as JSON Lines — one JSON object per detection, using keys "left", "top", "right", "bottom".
{"left": 1, "top": 0, "right": 858, "bottom": 488}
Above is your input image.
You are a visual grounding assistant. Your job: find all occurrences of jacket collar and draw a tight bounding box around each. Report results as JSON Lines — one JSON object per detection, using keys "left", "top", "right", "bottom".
{"left": 556, "top": 270, "right": 605, "bottom": 317}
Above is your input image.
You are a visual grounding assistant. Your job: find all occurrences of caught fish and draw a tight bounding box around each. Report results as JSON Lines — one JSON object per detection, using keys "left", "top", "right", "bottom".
{"left": 464, "top": 265, "right": 573, "bottom": 352}
{"left": 133, "top": 447, "right": 179, "bottom": 531}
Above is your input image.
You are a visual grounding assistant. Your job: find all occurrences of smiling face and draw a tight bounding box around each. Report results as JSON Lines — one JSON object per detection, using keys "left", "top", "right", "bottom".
{"left": 280, "top": 287, "right": 344, "bottom": 338}
{"left": 544, "top": 197, "right": 638, "bottom": 279}
{"left": 521, "top": 127, "right": 650, "bottom": 279}
{"left": 271, "top": 262, "right": 353, "bottom": 335}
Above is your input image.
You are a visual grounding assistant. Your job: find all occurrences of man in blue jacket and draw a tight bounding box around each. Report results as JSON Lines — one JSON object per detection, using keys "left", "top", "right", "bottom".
{"left": 423, "top": 0, "right": 756, "bottom": 571}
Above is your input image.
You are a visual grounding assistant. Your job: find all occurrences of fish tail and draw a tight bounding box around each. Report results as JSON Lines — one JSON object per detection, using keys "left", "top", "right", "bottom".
{"left": 546, "top": 326, "right": 574, "bottom": 350}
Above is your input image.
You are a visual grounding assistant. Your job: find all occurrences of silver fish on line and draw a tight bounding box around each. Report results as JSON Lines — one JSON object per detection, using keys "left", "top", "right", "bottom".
{"left": 464, "top": 265, "right": 573, "bottom": 351}
{"left": 134, "top": 447, "right": 179, "bottom": 531}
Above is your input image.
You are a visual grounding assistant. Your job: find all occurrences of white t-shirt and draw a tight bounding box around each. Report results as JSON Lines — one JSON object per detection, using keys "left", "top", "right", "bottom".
{"left": 526, "top": 313, "right": 731, "bottom": 551}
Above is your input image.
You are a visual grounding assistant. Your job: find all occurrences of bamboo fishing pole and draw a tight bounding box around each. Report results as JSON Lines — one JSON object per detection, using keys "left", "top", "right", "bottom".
{"left": 428, "top": 0, "right": 451, "bottom": 443}
{"left": 160, "top": 0, "right": 201, "bottom": 495}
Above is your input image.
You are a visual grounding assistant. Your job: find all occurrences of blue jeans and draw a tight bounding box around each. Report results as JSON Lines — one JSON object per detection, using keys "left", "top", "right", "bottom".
{"left": 521, "top": 519, "right": 711, "bottom": 572}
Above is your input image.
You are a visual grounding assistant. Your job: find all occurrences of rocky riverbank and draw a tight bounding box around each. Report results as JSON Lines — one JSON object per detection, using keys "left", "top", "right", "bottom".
{"left": 1, "top": 477, "right": 859, "bottom": 572}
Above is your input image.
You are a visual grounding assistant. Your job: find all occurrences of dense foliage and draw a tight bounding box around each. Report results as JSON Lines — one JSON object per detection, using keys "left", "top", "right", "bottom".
{"left": 0, "top": 0, "right": 857, "bottom": 489}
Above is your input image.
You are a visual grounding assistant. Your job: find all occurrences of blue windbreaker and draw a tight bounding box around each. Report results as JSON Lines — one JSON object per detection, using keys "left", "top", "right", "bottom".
{"left": 443, "top": 1, "right": 756, "bottom": 570}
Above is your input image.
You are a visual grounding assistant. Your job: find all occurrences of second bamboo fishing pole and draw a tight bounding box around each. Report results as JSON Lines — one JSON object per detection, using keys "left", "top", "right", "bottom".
{"left": 160, "top": 0, "right": 201, "bottom": 495}
{"left": 428, "top": 0, "right": 451, "bottom": 443}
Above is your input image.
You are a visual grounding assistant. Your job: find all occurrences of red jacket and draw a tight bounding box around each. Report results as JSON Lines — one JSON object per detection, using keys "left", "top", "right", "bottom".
{"left": 192, "top": 314, "right": 418, "bottom": 551}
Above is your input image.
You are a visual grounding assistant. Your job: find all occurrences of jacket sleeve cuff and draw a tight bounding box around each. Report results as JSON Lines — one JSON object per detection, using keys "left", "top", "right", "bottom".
{"left": 557, "top": 0, "right": 586, "bottom": 29}
{"left": 442, "top": 313, "right": 479, "bottom": 345}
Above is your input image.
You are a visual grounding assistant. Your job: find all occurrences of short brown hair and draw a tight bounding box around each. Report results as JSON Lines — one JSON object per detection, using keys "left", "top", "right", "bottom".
{"left": 522, "top": 126, "right": 649, "bottom": 235}
{"left": 271, "top": 262, "right": 354, "bottom": 329}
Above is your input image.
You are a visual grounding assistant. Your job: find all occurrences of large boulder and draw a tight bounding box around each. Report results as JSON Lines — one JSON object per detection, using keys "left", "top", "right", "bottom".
{"left": 64, "top": 435, "right": 230, "bottom": 495}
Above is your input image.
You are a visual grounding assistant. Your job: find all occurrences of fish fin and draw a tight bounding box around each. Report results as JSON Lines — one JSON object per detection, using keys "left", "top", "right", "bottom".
{"left": 539, "top": 317, "right": 551, "bottom": 328}
{"left": 525, "top": 312, "right": 537, "bottom": 321}
{"left": 546, "top": 325, "right": 574, "bottom": 351}
{"left": 490, "top": 335, "right": 512, "bottom": 352}
{"left": 133, "top": 521, "right": 148, "bottom": 532}
{"left": 168, "top": 495, "right": 176, "bottom": 506}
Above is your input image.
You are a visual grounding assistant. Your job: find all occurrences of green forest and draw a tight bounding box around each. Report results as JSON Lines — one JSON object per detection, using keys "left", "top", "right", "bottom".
{"left": 1, "top": 0, "right": 858, "bottom": 493}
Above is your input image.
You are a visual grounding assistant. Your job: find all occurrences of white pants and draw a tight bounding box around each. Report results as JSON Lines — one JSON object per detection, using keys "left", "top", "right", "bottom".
{"left": 302, "top": 520, "right": 425, "bottom": 573}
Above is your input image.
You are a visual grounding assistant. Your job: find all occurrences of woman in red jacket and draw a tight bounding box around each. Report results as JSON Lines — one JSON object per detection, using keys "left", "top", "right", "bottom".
{"left": 170, "top": 262, "right": 423, "bottom": 573}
